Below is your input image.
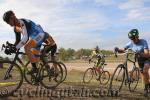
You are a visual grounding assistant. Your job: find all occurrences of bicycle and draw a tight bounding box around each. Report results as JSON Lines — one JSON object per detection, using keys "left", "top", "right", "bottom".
{"left": 83, "top": 55, "right": 110, "bottom": 85}
{"left": 108, "top": 49, "right": 140, "bottom": 96}
{"left": 0, "top": 41, "right": 63, "bottom": 97}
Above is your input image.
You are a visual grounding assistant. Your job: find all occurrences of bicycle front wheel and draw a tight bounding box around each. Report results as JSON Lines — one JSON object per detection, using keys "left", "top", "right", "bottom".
{"left": 99, "top": 71, "right": 110, "bottom": 85}
{"left": 83, "top": 68, "right": 94, "bottom": 83}
{"left": 0, "top": 60, "right": 23, "bottom": 97}
{"left": 129, "top": 67, "right": 140, "bottom": 92}
{"left": 109, "top": 64, "right": 125, "bottom": 92}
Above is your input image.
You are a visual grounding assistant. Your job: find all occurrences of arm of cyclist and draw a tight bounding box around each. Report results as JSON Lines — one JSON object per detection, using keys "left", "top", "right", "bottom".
{"left": 14, "top": 27, "right": 21, "bottom": 46}
{"left": 114, "top": 47, "right": 125, "bottom": 53}
{"left": 15, "top": 22, "right": 28, "bottom": 49}
{"left": 140, "top": 49, "right": 150, "bottom": 58}
{"left": 115, "top": 41, "right": 133, "bottom": 53}
{"left": 89, "top": 50, "right": 97, "bottom": 61}
{"left": 140, "top": 40, "right": 150, "bottom": 58}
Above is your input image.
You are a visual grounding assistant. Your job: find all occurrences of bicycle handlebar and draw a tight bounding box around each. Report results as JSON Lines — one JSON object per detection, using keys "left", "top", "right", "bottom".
{"left": 1, "top": 41, "right": 26, "bottom": 55}
{"left": 114, "top": 48, "right": 139, "bottom": 62}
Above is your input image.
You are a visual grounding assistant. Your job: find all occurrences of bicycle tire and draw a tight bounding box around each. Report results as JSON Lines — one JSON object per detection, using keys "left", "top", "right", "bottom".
{"left": 99, "top": 71, "right": 110, "bottom": 85}
{"left": 83, "top": 68, "right": 94, "bottom": 83}
{"left": 58, "top": 62, "right": 67, "bottom": 82}
{"left": 109, "top": 64, "right": 125, "bottom": 92}
{"left": 128, "top": 67, "right": 140, "bottom": 92}
{"left": 0, "top": 60, "right": 23, "bottom": 97}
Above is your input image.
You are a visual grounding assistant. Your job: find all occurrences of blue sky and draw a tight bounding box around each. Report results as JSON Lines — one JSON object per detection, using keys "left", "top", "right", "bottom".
{"left": 0, "top": 0, "right": 150, "bottom": 50}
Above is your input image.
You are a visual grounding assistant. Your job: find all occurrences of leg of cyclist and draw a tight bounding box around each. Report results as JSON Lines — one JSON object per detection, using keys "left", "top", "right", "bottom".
{"left": 142, "top": 61, "right": 150, "bottom": 96}
{"left": 24, "top": 29, "right": 45, "bottom": 74}
{"left": 96, "top": 59, "right": 101, "bottom": 73}
{"left": 42, "top": 44, "right": 58, "bottom": 76}
{"left": 42, "top": 44, "right": 57, "bottom": 61}
{"left": 24, "top": 39, "right": 39, "bottom": 73}
{"left": 95, "top": 59, "right": 103, "bottom": 80}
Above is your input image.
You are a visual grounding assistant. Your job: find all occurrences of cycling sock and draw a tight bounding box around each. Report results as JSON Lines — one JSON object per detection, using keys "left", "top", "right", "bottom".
{"left": 148, "top": 83, "right": 150, "bottom": 88}
{"left": 31, "top": 63, "right": 37, "bottom": 69}
{"left": 145, "top": 84, "right": 149, "bottom": 90}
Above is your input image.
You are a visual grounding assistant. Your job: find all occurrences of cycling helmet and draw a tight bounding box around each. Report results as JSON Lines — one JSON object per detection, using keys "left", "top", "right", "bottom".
{"left": 94, "top": 46, "right": 99, "bottom": 52}
{"left": 3, "top": 10, "right": 14, "bottom": 23}
{"left": 128, "top": 29, "right": 139, "bottom": 39}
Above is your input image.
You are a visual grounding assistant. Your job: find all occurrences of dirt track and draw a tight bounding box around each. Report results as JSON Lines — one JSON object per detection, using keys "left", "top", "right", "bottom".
{"left": 65, "top": 62, "right": 136, "bottom": 74}
{"left": 1, "top": 62, "right": 150, "bottom": 100}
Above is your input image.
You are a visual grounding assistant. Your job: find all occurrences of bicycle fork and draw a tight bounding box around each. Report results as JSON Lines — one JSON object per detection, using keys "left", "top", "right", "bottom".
{"left": 4, "top": 64, "right": 14, "bottom": 80}
{"left": 34, "top": 63, "right": 43, "bottom": 82}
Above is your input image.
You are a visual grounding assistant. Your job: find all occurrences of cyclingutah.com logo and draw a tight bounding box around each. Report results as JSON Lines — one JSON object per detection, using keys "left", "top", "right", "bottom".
{"left": 12, "top": 86, "right": 119, "bottom": 98}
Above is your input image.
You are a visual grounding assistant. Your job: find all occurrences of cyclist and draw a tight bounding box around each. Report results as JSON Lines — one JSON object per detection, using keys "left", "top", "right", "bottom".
{"left": 115, "top": 29, "right": 150, "bottom": 96}
{"left": 3, "top": 10, "right": 46, "bottom": 74}
{"left": 89, "top": 46, "right": 105, "bottom": 73}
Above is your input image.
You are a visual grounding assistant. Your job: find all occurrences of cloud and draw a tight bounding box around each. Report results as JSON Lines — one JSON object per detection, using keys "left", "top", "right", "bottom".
{"left": 94, "top": 0, "right": 115, "bottom": 6}
{"left": 118, "top": 0, "right": 150, "bottom": 22}
{"left": 0, "top": 0, "right": 149, "bottom": 51}
{"left": 119, "top": 0, "right": 144, "bottom": 10}
{"left": 0, "top": 0, "right": 110, "bottom": 50}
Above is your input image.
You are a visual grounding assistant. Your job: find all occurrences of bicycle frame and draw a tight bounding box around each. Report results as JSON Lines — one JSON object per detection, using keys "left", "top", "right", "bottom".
{"left": 4, "top": 50, "right": 29, "bottom": 80}
{"left": 90, "top": 54, "right": 106, "bottom": 70}
{"left": 120, "top": 50, "right": 138, "bottom": 83}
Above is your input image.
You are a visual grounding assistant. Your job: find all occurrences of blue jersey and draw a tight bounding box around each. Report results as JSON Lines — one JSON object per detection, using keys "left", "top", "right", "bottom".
{"left": 124, "top": 39, "right": 150, "bottom": 69}
{"left": 15, "top": 19, "right": 45, "bottom": 49}
{"left": 124, "top": 39, "right": 149, "bottom": 53}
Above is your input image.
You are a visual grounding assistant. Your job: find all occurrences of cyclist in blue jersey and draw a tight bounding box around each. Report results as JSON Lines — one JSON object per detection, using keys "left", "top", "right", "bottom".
{"left": 115, "top": 29, "right": 150, "bottom": 96}
{"left": 3, "top": 10, "right": 47, "bottom": 74}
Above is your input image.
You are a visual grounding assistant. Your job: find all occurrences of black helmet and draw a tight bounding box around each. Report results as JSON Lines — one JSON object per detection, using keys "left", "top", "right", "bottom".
{"left": 128, "top": 29, "right": 139, "bottom": 39}
{"left": 3, "top": 10, "right": 14, "bottom": 23}
{"left": 94, "top": 46, "right": 99, "bottom": 51}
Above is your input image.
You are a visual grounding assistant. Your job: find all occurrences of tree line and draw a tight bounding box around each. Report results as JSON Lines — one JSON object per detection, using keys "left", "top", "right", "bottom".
{"left": 0, "top": 48, "right": 114, "bottom": 61}
{"left": 58, "top": 47, "right": 113, "bottom": 61}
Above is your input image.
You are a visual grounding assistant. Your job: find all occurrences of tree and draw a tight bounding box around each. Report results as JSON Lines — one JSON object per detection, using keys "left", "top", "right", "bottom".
{"left": 58, "top": 48, "right": 68, "bottom": 61}
{"left": 66, "top": 48, "right": 75, "bottom": 60}
{"left": 75, "top": 49, "right": 92, "bottom": 59}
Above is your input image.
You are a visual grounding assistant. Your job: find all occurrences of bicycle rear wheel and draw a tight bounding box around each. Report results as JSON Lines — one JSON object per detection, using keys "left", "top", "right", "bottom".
{"left": 0, "top": 60, "right": 23, "bottom": 97}
{"left": 83, "top": 68, "right": 94, "bottom": 83}
{"left": 40, "top": 61, "right": 63, "bottom": 89}
{"left": 58, "top": 62, "right": 67, "bottom": 82}
{"left": 129, "top": 67, "right": 140, "bottom": 92}
{"left": 109, "top": 64, "right": 125, "bottom": 93}
{"left": 99, "top": 71, "right": 110, "bottom": 85}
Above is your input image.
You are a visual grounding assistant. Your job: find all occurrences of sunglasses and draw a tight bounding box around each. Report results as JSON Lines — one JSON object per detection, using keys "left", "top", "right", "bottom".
{"left": 129, "top": 36, "right": 138, "bottom": 41}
